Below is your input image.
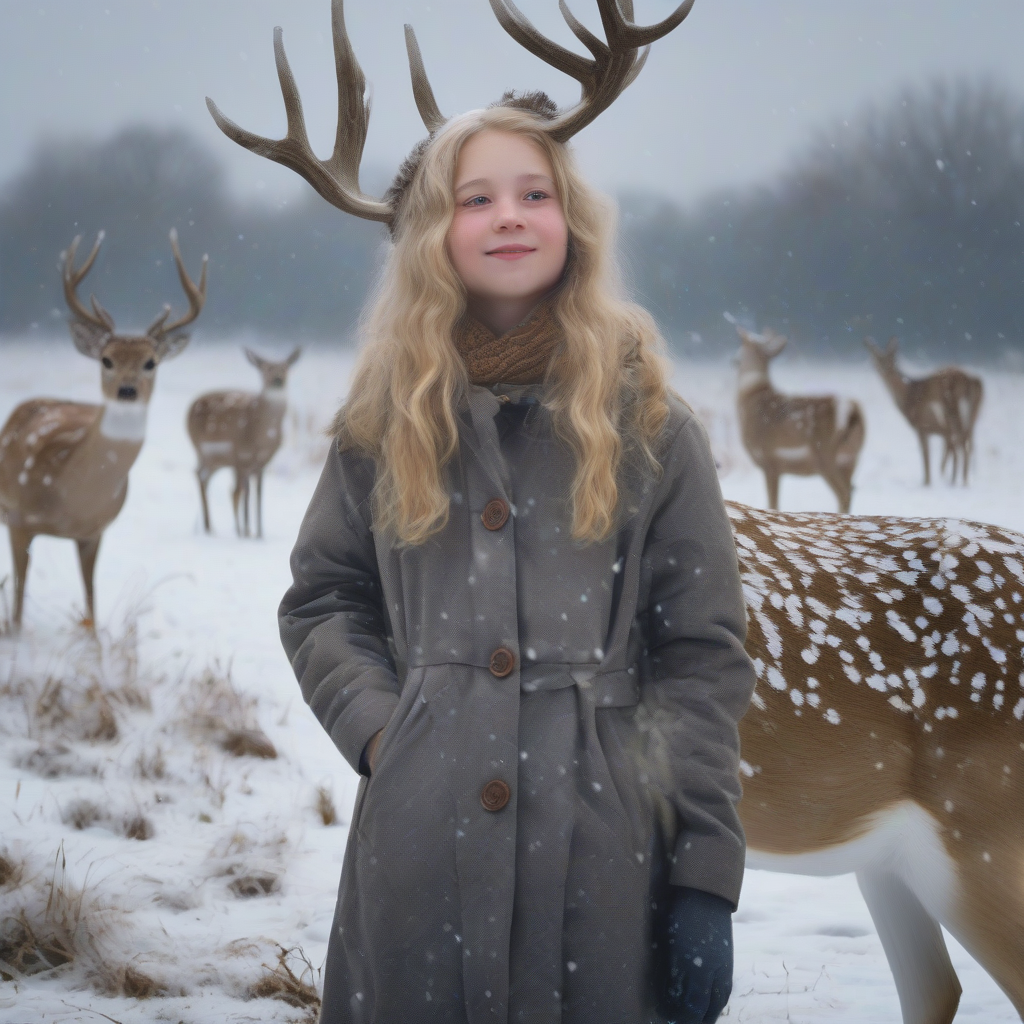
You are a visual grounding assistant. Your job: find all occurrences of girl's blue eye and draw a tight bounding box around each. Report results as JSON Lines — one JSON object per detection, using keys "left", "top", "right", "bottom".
{"left": 525, "top": 190, "right": 549, "bottom": 201}
{"left": 466, "top": 195, "right": 490, "bottom": 206}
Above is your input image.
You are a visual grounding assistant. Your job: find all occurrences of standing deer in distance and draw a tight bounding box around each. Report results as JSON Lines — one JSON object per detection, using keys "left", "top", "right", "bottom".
{"left": 735, "top": 324, "right": 865, "bottom": 512}
{"left": 866, "top": 336, "right": 984, "bottom": 486}
{"left": 731, "top": 501, "right": 1024, "bottom": 1023}
{"left": 0, "top": 229, "right": 206, "bottom": 628}
{"left": 187, "top": 347, "right": 302, "bottom": 539}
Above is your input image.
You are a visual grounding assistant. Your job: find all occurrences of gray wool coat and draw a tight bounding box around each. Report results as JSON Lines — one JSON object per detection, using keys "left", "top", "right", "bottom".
{"left": 279, "top": 384, "right": 755, "bottom": 1024}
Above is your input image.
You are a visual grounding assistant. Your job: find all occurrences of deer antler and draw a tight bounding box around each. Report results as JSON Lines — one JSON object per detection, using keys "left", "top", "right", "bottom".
{"left": 62, "top": 232, "right": 116, "bottom": 332}
{"left": 147, "top": 229, "right": 208, "bottom": 339}
{"left": 486, "top": 0, "right": 696, "bottom": 142}
{"left": 206, "top": 0, "right": 393, "bottom": 225}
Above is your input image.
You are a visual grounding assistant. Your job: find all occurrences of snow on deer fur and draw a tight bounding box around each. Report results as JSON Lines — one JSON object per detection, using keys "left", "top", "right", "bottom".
{"left": 732, "top": 500, "right": 1024, "bottom": 1023}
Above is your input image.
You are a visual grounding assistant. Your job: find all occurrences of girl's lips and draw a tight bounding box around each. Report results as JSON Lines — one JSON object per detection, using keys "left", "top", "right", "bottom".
{"left": 487, "top": 247, "right": 534, "bottom": 261}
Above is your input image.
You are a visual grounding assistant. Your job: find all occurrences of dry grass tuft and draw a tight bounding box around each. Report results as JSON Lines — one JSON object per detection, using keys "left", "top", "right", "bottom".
{"left": 315, "top": 784, "right": 337, "bottom": 826}
{"left": 249, "top": 944, "right": 321, "bottom": 1011}
{"left": 62, "top": 799, "right": 105, "bottom": 831}
{"left": 134, "top": 744, "right": 167, "bottom": 780}
{"left": 35, "top": 677, "right": 119, "bottom": 744}
{"left": 228, "top": 873, "right": 280, "bottom": 899}
{"left": 0, "top": 852, "right": 23, "bottom": 889}
{"left": 96, "top": 961, "right": 164, "bottom": 999}
{"left": 15, "top": 743, "right": 100, "bottom": 779}
{"left": 61, "top": 800, "right": 154, "bottom": 840}
{"left": 0, "top": 911, "right": 74, "bottom": 980}
{"left": 222, "top": 727, "right": 277, "bottom": 760}
{"left": 122, "top": 813, "right": 154, "bottom": 842}
{"left": 0, "top": 846, "right": 84, "bottom": 982}
{"left": 181, "top": 665, "right": 277, "bottom": 759}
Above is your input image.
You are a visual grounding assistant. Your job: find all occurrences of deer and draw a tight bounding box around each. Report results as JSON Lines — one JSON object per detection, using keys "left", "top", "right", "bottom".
{"left": 730, "top": 500, "right": 1024, "bottom": 1023}
{"left": 866, "top": 336, "right": 984, "bottom": 486}
{"left": 0, "top": 230, "right": 206, "bottom": 629}
{"left": 186, "top": 347, "right": 302, "bottom": 539}
{"left": 735, "top": 325, "right": 865, "bottom": 512}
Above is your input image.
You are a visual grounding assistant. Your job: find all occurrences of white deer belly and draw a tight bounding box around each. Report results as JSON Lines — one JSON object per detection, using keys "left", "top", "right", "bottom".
{"left": 746, "top": 799, "right": 957, "bottom": 920}
{"left": 100, "top": 401, "right": 148, "bottom": 442}
{"left": 774, "top": 445, "right": 811, "bottom": 461}
{"left": 199, "top": 440, "right": 235, "bottom": 456}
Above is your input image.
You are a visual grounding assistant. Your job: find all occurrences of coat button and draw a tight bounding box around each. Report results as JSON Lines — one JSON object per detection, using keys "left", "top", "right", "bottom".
{"left": 481, "top": 779, "right": 511, "bottom": 812}
{"left": 481, "top": 498, "right": 510, "bottom": 531}
{"left": 489, "top": 647, "right": 515, "bottom": 677}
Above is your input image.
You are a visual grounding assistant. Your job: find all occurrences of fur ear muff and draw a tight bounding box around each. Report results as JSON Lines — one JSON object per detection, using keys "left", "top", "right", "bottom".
{"left": 156, "top": 332, "right": 191, "bottom": 362}
{"left": 69, "top": 321, "right": 111, "bottom": 359}
{"left": 286, "top": 346, "right": 303, "bottom": 367}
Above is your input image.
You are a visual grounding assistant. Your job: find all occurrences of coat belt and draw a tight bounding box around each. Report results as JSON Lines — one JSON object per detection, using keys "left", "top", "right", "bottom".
{"left": 518, "top": 664, "right": 639, "bottom": 708}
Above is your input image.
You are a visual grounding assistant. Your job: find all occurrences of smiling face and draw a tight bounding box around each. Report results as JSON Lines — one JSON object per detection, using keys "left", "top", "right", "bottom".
{"left": 447, "top": 129, "right": 569, "bottom": 335}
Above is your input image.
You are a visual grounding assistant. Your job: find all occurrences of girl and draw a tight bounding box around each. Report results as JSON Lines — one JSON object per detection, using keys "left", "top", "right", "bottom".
{"left": 211, "top": 3, "right": 754, "bottom": 1020}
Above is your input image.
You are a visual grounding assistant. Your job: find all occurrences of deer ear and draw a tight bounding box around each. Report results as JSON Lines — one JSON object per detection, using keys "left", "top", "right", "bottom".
{"left": 886, "top": 336, "right": 899, "bottom": 356}
{"left": 864, "top": 336, "right": 879, "bottom": 355}
{"left": 767, "top": 333, "right": 788, "bottom": 357}
{"left": 69, "top": 320, "right": 110, "bottom": 359}
{"left": 156, "top": 332, "right": 191, "bottom": 362}
{"left": 244, "top": 347, "right": 264, "bottom": 369}
{"left": 286, "top": 346, "right": 302, "bottom": 367}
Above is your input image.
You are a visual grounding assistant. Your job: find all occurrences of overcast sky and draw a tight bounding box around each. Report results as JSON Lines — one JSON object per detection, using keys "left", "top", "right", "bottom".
{"left": 2, "top": 1, "right": 1023, "bottom": 208}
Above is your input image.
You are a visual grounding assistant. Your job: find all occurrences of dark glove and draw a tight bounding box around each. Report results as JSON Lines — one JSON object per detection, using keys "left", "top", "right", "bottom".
{"left": 655, "top": 885, "right": 734, "bottom": 1024}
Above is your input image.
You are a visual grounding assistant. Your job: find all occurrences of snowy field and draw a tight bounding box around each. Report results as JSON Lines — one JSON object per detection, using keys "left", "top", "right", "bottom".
{"left": 0, "top": 335, "right": 1021, "bottom": 1023}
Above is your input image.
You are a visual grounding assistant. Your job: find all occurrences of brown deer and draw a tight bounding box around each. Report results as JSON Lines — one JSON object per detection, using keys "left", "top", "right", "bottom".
{"left": 735, "top": 325, "right": 865, "bottom": 512}
{"left": 730, "top": 500, "right": 1024, "bottom": 1023}
{"left": 865, "top": 336, "right": 984, "bottom": 486}
{"left": 0, "top": 230, "right": 206, "bottom": 628}
{"left": 186, "top": 347, "right": 301, "bottom": 538}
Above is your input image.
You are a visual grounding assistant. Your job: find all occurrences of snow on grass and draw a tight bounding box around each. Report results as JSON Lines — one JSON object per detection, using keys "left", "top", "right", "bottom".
{"left": 0, "top": 335, "right": 1021, "bottom": 1020}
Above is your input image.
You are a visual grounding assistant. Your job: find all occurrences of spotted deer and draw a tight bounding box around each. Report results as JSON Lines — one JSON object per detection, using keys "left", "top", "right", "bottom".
{"left": 731, "top": 500, "right": 1024, "bottom": 1023}
{"left": 866, "top": 336, "right": 984, "bottom": 486}
{"left": 735, "top": 325, "right": 865, "bottom": 512}
{"left": 186, "top": 347, "right": 301, "bottom": 539}
{"left": 0, "top": 230, "right": 206, "bottom": 628}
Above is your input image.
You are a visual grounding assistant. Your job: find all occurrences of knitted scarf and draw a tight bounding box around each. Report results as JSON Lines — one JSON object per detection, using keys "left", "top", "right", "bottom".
{"left": 453, "top": 298, "right": 561, "bottom": 387}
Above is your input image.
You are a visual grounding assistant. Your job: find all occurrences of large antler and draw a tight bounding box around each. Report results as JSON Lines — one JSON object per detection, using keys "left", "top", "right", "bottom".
{"left": 147, "top": 229, "right": 208, "bottom": 339}
{"left": 206, "top": 0, "right": 393, "bottom": 225}
{"left": 483, "top": 0, "right": 695, "bottom": 142}
{"left": 62, "top": 232, "right": 116, "bottom": 332}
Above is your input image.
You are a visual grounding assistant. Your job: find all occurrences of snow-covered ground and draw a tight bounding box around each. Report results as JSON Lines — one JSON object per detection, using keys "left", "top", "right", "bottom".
{"left": 0, "top": 336, "right": 1020, "bottom": 1022}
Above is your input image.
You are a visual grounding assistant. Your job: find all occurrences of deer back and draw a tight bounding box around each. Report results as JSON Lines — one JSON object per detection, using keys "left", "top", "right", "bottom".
{"left": 729, "top": 501, "right": 1024, "bottom": 860}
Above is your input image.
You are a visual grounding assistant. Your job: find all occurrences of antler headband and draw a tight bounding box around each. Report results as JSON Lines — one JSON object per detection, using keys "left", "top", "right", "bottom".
{"left": 206, "top": 0, "right": 695, "bottom": 233}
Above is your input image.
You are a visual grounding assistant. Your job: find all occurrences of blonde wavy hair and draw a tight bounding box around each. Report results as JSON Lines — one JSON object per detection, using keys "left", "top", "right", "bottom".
{"left": 335, "top": 105, "right": 670, "bottom": 545}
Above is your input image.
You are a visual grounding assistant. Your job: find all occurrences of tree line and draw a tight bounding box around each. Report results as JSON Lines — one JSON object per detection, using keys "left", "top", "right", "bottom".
{"left": 620, "top": 78, "right": 1024, "bottom": 359}
{"left": 2, "top": 78, "right": 1022, "bottom": 359}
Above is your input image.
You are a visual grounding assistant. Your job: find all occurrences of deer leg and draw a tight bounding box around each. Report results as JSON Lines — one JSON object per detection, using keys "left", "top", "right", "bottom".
{"left": 196, "top": 466, "right": 213, "bottom": 534}
{"left": 76, "top": 535, "right": 101, "bottom": 629}
{"left": 856, "top": 867, "right": 960, "bottom": 1024}
{"left": 937, "top": 856, "right": 1024, "bottom": 1019}
{"left": 255, "top": 471, "right": 264, "bottom": 540}
{"left": 231, "top": 470, "right": 245, "bottom": 538}
{"left": 8, "top": 527, "right": 33, "bottom": 629}
{"left": 822, "top": 465, "right": 853, "bottom": 514}
{"left": 242, "top": 474, "right": 252, "bottom": 538}
{"left": 918, "top": 432, "right": 931, "bottom": 486}
{"left": 764, "top": 468, "right": 780, "bottom": 510}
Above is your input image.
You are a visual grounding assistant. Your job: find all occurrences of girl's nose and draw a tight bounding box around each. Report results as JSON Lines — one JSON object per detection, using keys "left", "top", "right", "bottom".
{"left": 492, "top": 198, "right": 525, "bottom": 230}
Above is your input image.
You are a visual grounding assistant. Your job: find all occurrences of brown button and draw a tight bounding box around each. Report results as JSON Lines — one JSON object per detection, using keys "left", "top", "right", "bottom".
{"left": 481, "top": 779, "right": 511, "bottom": 812}
{"left": 481, "top": 498, "right": 510, "bottom": 531}
{"left": 489, "top": 647, "right": 516, "bottom": 677}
